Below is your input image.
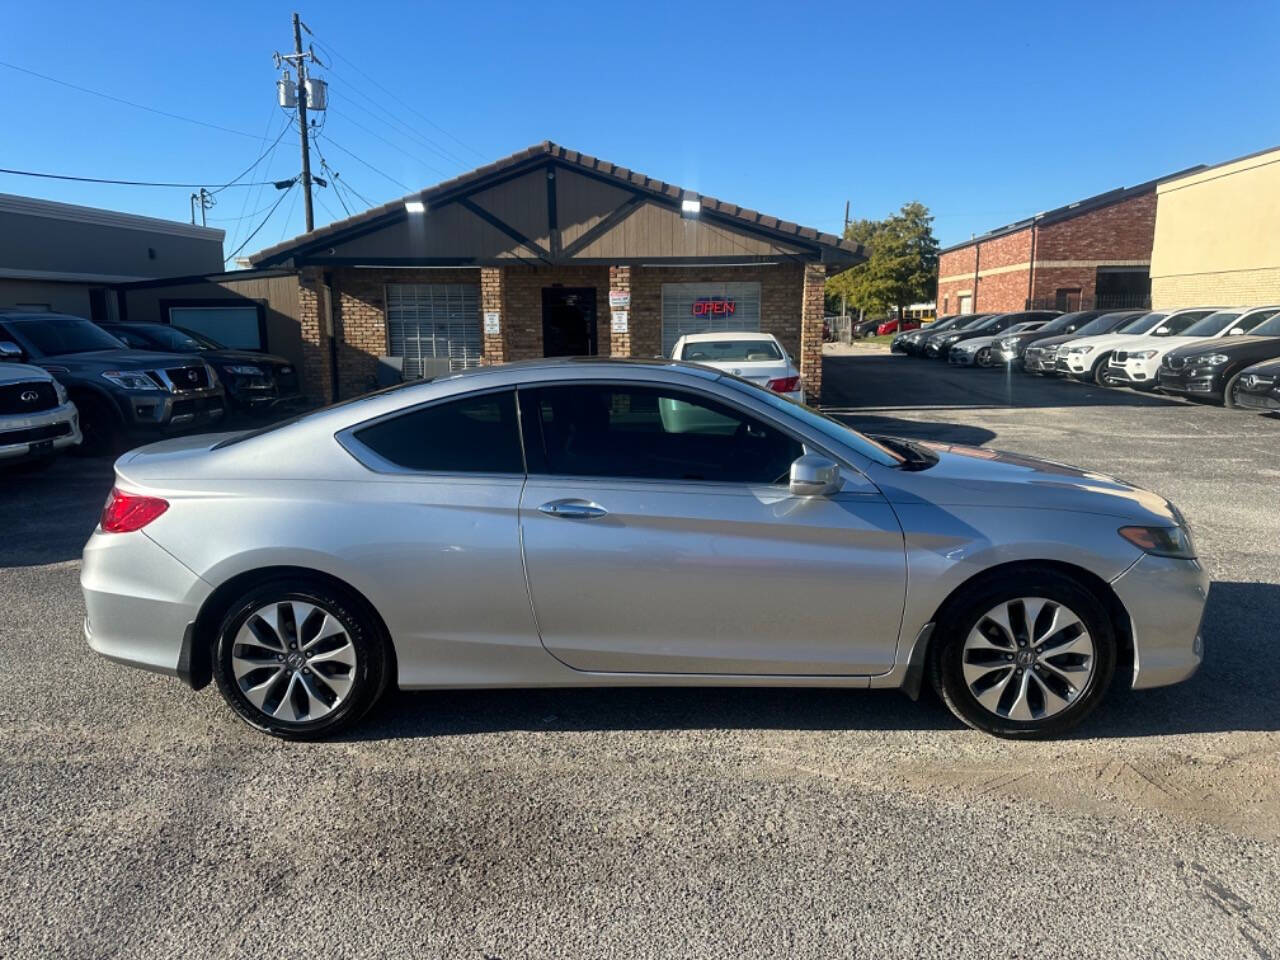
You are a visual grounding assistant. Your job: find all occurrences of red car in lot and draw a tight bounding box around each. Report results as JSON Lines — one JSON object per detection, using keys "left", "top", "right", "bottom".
{"left": 877, "top": 318, "right": 923, "bottom": 336}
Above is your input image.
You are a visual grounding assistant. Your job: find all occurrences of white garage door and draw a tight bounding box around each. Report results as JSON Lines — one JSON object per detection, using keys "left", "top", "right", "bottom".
{"left": 661, "top": 281, "right": 761, "bottom": 357}
{"left": 386, "top": 283, "right": 481, "bottom": 379}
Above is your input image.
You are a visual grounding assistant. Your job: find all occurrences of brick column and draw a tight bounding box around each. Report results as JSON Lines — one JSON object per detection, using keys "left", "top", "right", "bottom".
{"left": 608, "top": 265, "right": 632, "bottom": 357}
{"left": 800, "top": 263, "right": 826, "bottom": 402}
{"left": 297, "top": 268, "right": 332, "bottom": 404}
{"left": 481, "top": 266, "right": 506, "bottom": 365}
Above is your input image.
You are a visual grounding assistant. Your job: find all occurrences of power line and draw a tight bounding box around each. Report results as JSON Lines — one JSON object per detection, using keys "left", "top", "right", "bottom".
{"left": 224, "top": 184, "right": 296, "bottom": 263}
{"left": 0, "top": 166, "right": 280, "bottom": 189}
{"left": 225, "top": 107, "right": 289, "bottom": 254}
{"left": 208, "top": 118, "right": 295, "bottom": 196}
{"left": 318, "top": 135, "right": 412, "bottom": 192}
{"left": 208, "top": 196, "right": 297, "bottom": 223}
{"left": 0, "top": 59, "right": 261, "bottom": 140}
{"left": 327, "top": 106, "right": 450, "bottom": 179}
{"left": 278, "top": 182, "right": 302, "bottom": 241}
{"left": 320, "top": 64, "right": 470, "bottom": 168}
{"left": 308, "top": 39, "right": 486, "bottom": 161}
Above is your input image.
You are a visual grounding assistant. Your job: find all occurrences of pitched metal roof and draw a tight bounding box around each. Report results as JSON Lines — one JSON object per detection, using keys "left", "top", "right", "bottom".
{"left": 938, "top": 164, "right": 1207, "bottom": 255}
{"left": 249, "top": 141, "right": 865, "bottom": 266}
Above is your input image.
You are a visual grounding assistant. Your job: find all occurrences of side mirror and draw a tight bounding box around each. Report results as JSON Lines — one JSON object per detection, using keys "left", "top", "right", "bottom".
{"left": 789, "top": 454, "right": 840, "bottom": 497}
{"left": 1154, "top": 326, "right": 1170, "bottom": 336}
{"left": 0, "top": 341, "right": 23, "bottom": 361}
{"left": 1229, "top": 328, "right": 1245, "bottom": 335}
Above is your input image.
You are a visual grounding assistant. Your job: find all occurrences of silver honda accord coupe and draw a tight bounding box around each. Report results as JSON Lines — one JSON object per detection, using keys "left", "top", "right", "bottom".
{"left": 82, "top": 357, "right": 1207, "bottom": 740}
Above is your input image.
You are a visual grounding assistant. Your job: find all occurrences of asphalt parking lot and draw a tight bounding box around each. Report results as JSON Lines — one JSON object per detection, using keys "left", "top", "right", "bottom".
{"left": 2, "top": 355, "right": 1278, "bottom": 959}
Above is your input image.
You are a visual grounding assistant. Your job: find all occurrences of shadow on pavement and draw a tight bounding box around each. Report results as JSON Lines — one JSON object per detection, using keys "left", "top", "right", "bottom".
{"left": 349, "top": 581, "right": 1280, "bottom": 742}
{"left": 1089, "top": 580, "right": 1280, "bottom": 738}
{"left": 822, "top": 353, "right": 1188, "bottom": 411}
{"left": 0, "top": 455, "right": 115, "bottom": 567}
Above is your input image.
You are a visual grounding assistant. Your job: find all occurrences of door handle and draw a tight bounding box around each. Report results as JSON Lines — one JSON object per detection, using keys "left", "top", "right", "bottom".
{"left": 538, "top": 499, "right": 608, "bottom": 520}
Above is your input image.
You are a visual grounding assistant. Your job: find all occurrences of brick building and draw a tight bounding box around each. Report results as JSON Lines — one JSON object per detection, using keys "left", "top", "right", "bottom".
{"left": 935, "top": 169, "right": 1202, "bottom": 316}
{"left": 235, "top": 142, "right": 863, "bottom": 403}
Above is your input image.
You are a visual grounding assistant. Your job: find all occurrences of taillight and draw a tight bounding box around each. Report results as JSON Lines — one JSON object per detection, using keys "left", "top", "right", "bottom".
{"left": 766, "top": 375, "right": 800, "bottom": 393}
{"left": 100, "top": 487, "right": 169, "bottom": 533}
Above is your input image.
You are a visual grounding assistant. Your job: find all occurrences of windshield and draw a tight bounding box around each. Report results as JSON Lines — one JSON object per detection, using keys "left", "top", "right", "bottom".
{"left": 679, "top": 339, "right": 783, "bottom": 362}
{"left": 133, "top": 325, "right": 209, "bottom": 352}
{"left": 1117, "top": 312, "right": 1169, "bottom": 335}
{"left": 717, "top": 374, "right": 905, "bottom": 467}
{"left": 1245, "top": 313, "right": 1280, "bottom": 338}
{"left": 1037, "top": 311, "right": 1093, "bottom": 334}
{"left": 1181, "top": 311, "right": 1242, "bottom": 337}
{"left": 965, "top": 315, "right": 1001, "bottom": 331}
{"left": 174, "top": 325, "right": 226, "bottom": 349}
{"left": 953, "top": 314, "right": 989, "bottom": 329}
{"left": 1072, "top": 312, "right": 1132, "bottom": 337}
{"left": 922, "top": 315, "right": 963, "bottom": 333}
{"left": 5, "top": 316, "right": 125, "bottom": 356}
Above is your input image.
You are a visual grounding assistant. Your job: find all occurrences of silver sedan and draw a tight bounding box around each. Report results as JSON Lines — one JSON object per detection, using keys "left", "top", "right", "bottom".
{"left": 82, "top": 357, "right": 1208, "bottom": 740}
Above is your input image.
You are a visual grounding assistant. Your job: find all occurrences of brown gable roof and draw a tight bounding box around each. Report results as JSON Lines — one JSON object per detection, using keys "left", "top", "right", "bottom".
{"left": 249, "top": 141, "right": 864, "bottom": 266}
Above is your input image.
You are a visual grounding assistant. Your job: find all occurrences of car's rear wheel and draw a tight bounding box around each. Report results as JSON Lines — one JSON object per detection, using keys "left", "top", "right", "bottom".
{"left": 212, "top": 579, "right": 390, "bottom": 739}
{"left": 930, "top": 570, "right": 1116, "bottom": 738}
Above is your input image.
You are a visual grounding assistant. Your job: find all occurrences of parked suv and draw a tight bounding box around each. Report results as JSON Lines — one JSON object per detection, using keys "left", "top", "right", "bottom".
{"left": 1233, "top": 358, "right": 1280, "bottom": 413}
{"left": 0, "top": 311, "right": 225, "bottom": 454}
{"left": 101, "top": 322, "right": 303, "bottom": 416}
{"left": 1001, "top": 310, "right": 1138, "bottom": 368}
{"left": 0, "top": 353, "right": 81, "bottom": 468}
{"left": 1157, "top": 309, "right": 1280, "bottom": 406}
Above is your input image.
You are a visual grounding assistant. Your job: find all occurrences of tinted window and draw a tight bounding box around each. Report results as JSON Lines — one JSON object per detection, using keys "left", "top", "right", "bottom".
{"left": 5, "top": 316, "right": 124, "bottom": 356}
{"left": 1159, "top": 311, "right": 1214, "bottom": 335}
{"left": 119, "top": 325, "right": 206, "bottom": 352}
{"left": 1072, "top": 312, "right": 1137, "bottom": 337}
{"left": 1248, "top": 314, "right": 1280, "bottom": 338}
{"left": 353, "top": 390, "right": 523, "bottom": 473}
{"left": 520, "top": 384, "right": 803, "bottom": 484}
{"left": 1182, "top": 311, "right": 1241, "bottom": 337}
{"left": 680, "top": 339, "right": 783, "bottom": 362}
{"left": 1121, "top": 312, "right": 1169, "bottom": 335}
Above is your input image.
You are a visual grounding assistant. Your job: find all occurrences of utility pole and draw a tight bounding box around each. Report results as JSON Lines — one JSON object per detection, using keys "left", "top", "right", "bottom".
{"left": 189, "top": 188, "right": 213, "bottom": 226}
{"left": 841, "top": 200, "right": 851, "bottom": 322}
{"left": 274, "top": 13, "right": 326, "bottom": 233}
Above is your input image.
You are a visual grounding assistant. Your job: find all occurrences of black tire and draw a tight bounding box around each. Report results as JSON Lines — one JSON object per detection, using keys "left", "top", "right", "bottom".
{"left": 1092, "top": 355, "right": 1113, "bottom": 386}
{"left": 211, "top": 578, "right": 390, "bottom": 740}
{"left": 74, "top": 394, "right": 123, "bottom": 457}
{"left": 1223, "top": 370, "right": 1246, "bottom": 409}
{"left": 929, "top": 568, "right": 1117, "bottom": 739}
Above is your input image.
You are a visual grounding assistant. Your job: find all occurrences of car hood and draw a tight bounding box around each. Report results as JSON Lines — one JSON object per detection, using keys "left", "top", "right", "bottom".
{"left": 1167, "top": 335, "right": 1280, "bottom": 364}
{"left": 1109, "top": 334, "right": 1208, "bottom": 355}
{"left": 0, "top": 361, "right": 55, "bottom": 385}
{"left": 1240, "top": 356, "right": 1280, "bottom": 376}
{"left": 954, "top": 334, "right": 998, "bottom": 350}
{"left": 1023, "top": 333, "right": 1080, "bottom": 350}
{"left": 34, "top": 348, "right": 202, "bottom": 373}
{"left": 870, "top": 440, "right": 1178, "bottom": 524}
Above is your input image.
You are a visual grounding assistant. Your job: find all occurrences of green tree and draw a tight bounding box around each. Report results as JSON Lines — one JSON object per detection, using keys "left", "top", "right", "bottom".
{"left": 826, "top": 202, "right": 939, "bottom": 321}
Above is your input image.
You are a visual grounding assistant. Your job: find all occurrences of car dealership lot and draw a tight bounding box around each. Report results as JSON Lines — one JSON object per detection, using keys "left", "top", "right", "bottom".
{"left": 2, "top": 357, "right": 1279, "bottom": 958}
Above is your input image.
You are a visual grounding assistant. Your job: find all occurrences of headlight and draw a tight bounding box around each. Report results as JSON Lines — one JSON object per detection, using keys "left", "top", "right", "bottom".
{"left": 1130, "top": 350, "right": 1158, "bottom": 360}
{"left": 942, "top": 335, "right": 961, "bottom": 344}
{"left": 101, "top": 370, "right": 158, "bottom": 390}
{"left": 225, "top": 364, "right": 263, "bottom": 376}
{"left": 1118, "top": 525, "right": 1196, "bottom": 559}
{"left": 1067, "top": 345, "right": 1095, "bottom": 355}
{"left": 53, "top": 380, "right": 68, "bottom": 403}
{"left": 1199, "top": 354, "right": 1230, "bottom": 366}
{"left": 997, "top": 338, "right": 1017, "bottom": 350}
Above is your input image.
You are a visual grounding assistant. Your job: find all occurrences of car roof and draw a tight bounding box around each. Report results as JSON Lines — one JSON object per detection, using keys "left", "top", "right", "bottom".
{"left": 676, "top": 331, "right": 781, "bottom": 343}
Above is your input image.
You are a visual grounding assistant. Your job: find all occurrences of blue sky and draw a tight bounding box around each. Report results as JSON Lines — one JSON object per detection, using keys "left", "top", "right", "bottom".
{"left": 3, "top": 0, "right": 1278, "bottom": 262}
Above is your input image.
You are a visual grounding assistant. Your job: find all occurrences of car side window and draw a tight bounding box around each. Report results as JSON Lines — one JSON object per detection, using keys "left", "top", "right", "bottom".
{"left": 351, "top": 389, "right": 523, "bottom": 474}
{"left": 519, "top": 384, "right": 803, "bottom": 485}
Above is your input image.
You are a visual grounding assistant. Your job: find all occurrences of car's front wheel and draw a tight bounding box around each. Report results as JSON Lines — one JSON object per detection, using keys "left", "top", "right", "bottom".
{"left": 212, "top": 579, "right": 390, "bottom": 739}
{"left": 1223, "top": 370, "right": 1247, "bottom": 409}
{"left": 930, "top": 569, "right": 1117, "bottom": 738}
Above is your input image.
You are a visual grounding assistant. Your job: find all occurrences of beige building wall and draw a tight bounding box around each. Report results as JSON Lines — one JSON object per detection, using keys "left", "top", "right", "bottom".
{"left": 1150, "top": 147, "right": 1280, "bottom": 308}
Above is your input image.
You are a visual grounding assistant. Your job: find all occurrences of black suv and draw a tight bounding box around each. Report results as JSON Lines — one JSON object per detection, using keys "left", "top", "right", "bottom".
{"left": 0, "top": 311, "right": 226, "bottom": 453}
{"left": 101, "top": 322, "right": 303, "bottom": 416}
{"left": 1234, "top": 358, "right": 1280, "bottom": 412}
{"left": 1157, "top": 308, "right": 1280, "bottom": 406}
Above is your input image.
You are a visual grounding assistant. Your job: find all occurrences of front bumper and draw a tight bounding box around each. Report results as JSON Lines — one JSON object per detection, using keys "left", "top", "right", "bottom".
{"left": 81, "top": 528, "right": 212, "bottom": 679}
{"left": 1022, "top": 349, "right": 1059, "bottom": 373}
{"left": 1110, "top": 553, "right": 1209, "bottom": 689}
{"left": 1156, "top": 368, "right": 1222, "bottom": 397}
{"left": 1236, "top": 387, "right": 1280, "bottom": 411}
{"left": 118, "top": 386, "right": 226, "bottom": 432}
{"left": 1107, "top": 357, "right": 1158, "bottom": 385}
{"left": 1058, "top": 351, "right": 1097, "bottom": 376}
{"left": 0, "top": 401, "right": 82, "bottom": 461}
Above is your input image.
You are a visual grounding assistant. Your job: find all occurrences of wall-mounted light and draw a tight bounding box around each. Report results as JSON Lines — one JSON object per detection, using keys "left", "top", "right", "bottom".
{"left": 681, "top": 195, "right": 701, "bottom": 218}
{"left": 404, "top": 200, "right": 426, "bottom": 214}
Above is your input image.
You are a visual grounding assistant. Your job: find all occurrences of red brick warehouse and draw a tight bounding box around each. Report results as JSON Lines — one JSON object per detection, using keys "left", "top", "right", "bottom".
{"left": 936, "top": 165, "right": 1205, "bottom": 316}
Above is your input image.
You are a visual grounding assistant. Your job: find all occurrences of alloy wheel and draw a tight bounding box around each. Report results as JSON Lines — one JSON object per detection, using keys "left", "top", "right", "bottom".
{"left": 230, "top": 600, "right": 359, "bottom": 723}
{"left": 961, "top": 597, "right": 1095, "bottom": 722}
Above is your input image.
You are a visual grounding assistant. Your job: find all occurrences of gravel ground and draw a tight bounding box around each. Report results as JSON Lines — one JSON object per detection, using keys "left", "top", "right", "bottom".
{"left": 2, "top": 356, "right": 1278, "bottom": 959}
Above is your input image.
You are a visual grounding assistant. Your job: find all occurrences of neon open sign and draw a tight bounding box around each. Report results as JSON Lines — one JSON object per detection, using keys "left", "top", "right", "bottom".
{"left": 692, "top": 298, "right": 736, "bottom": 317}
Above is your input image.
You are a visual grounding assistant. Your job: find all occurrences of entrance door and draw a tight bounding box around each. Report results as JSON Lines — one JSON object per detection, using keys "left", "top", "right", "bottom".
{"left": 516, "top": 381, "right": 907, "bottom": 676}
{"left": 542, "top": 287, "right": 598, "bottom": 357}
{"left": 958, "top": 294, "right": 973, "bottom": 314}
